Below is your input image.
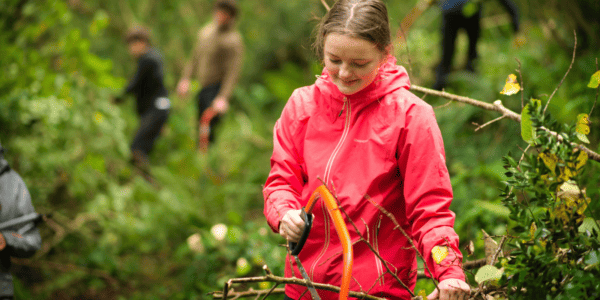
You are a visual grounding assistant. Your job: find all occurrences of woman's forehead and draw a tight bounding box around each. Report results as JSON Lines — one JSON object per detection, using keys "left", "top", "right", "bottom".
{"left": 324, "top": 33, "right": 379, "bottom": 58}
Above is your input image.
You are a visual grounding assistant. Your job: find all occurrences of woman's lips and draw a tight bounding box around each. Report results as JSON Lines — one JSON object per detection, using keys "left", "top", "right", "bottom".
{"left": 340, "top": 78, "right": 359, "bottom": 86}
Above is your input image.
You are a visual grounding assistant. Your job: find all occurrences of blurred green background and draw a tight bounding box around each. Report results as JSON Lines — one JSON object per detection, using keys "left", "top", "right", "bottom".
{"left": 1, "top": 0, "right": 599, "bottom": 299}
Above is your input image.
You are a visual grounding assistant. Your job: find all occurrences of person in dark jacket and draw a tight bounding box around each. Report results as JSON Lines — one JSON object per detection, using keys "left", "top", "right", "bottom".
{"left": 116, "top": 26, "right": 170, "bottom": 171}
{"left": 433, "top": 0, "right": 519, "bottom": 90}
{"left": 0, "top": 143, "right": 42, "bottom": 300}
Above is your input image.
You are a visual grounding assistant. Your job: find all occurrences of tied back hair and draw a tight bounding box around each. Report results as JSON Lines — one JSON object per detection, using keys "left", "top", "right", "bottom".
{"left": 313, "top": 0, "right": 391, "bottom": 61}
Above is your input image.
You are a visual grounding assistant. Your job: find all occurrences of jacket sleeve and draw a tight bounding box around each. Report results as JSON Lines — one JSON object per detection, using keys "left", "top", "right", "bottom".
{"left": 263, "top": 91, "right": 305, "bottom": 232}
{"left": 0, "top": 171, "right": 41, "bottom": 258}
{"left": 124, "top": 56, "right": 150, "bottom": 96}
{"left": 396, "top": 102, "right": 464, "bottom": 282}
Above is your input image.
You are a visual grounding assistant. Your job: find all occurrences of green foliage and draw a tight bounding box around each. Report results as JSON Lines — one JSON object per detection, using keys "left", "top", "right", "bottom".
{"left": 2, "top": 0, "right": 600, "bottom": 298}
{"left": 500, "top": 98, "right": 600, "bottom": 298}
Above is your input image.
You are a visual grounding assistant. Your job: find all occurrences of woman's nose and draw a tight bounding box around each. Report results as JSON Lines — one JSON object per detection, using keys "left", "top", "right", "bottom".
{"left": 338, "top": 64, "right": 352, "bottom": 79}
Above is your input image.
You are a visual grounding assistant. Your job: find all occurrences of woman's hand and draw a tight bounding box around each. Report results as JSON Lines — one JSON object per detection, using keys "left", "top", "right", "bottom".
{"left": 427, "top": 278, "right": 470, "bottom": 300}
{"left": 278, "top": 209, "right": 306, "bottom": 243}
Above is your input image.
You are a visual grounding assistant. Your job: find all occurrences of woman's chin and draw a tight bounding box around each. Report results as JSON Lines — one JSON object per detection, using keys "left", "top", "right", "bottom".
{"left": 335, "top": 81, "right": 363, "bottom": 95}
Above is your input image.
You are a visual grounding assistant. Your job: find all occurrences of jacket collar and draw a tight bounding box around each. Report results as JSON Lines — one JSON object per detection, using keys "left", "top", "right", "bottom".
{"left": 314, "top": 55, "right": 411, "bottom": 110}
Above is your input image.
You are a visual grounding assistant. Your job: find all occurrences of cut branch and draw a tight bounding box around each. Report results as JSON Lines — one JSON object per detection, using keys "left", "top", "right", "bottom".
{"left": 211, "top": 270, "right": 387, "bottom": 300}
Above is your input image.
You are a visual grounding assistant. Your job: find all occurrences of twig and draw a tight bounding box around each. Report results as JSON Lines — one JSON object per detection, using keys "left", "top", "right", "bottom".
{"left": 319, "top": 0, "right": 330, "bottom": 11}
{"left": 515, "top": 58, "right": 525, "bottom": 109}
{"left": 591, "top": 57, "right": 598, "bottom": 116}
{"left": 544, "top": 30, "right": 577, "bottom": 115}
{"left": 474, "top": 116, "right": 507, "bottom": 132}
{"left": 434, "top": 100, "right": 452, "bottom": 110}
{"left": 337, "top": 204, "right": 416, "bottom": 297}
{"left": 490, "top": 236, "right": 507, "bottom": 266}
{"left": 411, "top": 85, "right": 521, "bottom": 122}
{"left": 398, "top": 25, "right": 414, "bottom": 77}
{"left": 364, "top": 195, "right": 440, "bottom": 291}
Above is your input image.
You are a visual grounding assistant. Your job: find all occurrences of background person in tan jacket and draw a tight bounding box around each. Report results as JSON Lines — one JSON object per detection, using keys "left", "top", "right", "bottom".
{"left": 177, "top": 0, "right": 244, "bottom": 147}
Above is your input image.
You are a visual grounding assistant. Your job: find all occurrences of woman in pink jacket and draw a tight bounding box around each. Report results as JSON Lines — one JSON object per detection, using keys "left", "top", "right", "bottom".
{"left": 263, "top": 0, "right": 470, "bottom": 299}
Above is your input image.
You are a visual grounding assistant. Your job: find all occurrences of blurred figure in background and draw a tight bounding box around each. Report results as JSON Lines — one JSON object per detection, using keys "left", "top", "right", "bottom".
{"left": 0, "top": 143, "right": 42, "bottom": 300}
{"left": 433, "top": 0, "right": 519, "bottom": 90}
{"left": 115, "top": 26, "right": 170, "bottom": 175}
{"left": 177, "top": 0, "right": 244, "bottom": 151}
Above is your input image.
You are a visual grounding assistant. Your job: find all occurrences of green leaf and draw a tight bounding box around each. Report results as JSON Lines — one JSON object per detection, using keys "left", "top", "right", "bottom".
{"left": 576, "top": 133, "right": 590, "bottom": 144}
{"left": 588, "top": 70, "right": 600, "bottom": 88}
{"left": 579, "top": 218, "right": 600, "bottom": 234}
{"left": 475, "top": 265, "right": 504, "bottom": 284}
{"left": 521, "top": 104, "right": 535, "bottom": 144}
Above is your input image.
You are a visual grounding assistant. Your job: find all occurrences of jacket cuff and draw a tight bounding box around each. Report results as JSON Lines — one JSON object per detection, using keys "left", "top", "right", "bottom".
{"left": 421, "top": 226, "right": 465, "bottom": 281}
{"left": 264, "top": 190, "right": 301, "bottom": 232}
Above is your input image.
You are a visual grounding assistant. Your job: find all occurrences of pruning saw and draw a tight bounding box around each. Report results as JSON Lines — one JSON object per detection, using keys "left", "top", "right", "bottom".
{"left": 288, "top": 184, "right": 353, "bottom": 300}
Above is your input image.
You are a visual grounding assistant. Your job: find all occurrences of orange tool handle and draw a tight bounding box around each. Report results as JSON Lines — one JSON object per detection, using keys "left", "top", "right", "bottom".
{"left": 306, "top": 185, "right": 353, "bottom": 300}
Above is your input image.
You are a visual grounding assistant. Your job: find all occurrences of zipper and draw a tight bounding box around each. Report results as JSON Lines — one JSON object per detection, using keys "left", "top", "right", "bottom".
{"left": 324, "top": 97, "right": 351, "bottom": 185}
{"left": 310, "top": 96, "right": 351, "bottom": 278}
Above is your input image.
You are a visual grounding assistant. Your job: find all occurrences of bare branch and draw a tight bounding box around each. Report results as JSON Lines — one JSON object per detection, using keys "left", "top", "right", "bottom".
{"left": 411, "top": 85, "right": 600, "bottom": 162}
{"left": 544, "top": 30, "right": 577, "bottom": 115}
{"left": 336, "top": 201, "right": 415, "bottom": 297}
{"left": 411, "top": 85, "right": 521, "bottom": 122}
{"left": 211, "top": 272, "right": 387, "bottom": 300}
{"left": 364, "top": 195, "right": 440, "bottom": 291}
{"left": 591, "top": 57, "right": 598, "bottom": 116}
{"left": 515, "top": 58, "right": 525, "bottom": 109}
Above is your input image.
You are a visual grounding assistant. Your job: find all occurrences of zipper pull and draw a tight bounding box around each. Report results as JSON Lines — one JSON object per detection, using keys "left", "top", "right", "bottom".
{"left": 338, "top": 97, "right": 347, "bottom": 117}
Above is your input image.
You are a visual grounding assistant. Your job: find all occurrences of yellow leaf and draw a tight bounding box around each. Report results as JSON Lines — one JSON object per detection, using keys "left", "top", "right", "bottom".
{"left": 432, "top": 245, "right": 449, "bottom": 264}
{"left": 539, "top": 152, "right": 558, "bottom": 175}
{"left": 94, "top": 112, "right": 104, "bottom": 124}
{"left": 529, "top": 222, "right": 537, "bottom": 240}
{"left": 500, "top": 74, "right": 521, "bottom": 96}
{"left": 575, "top": 151, "right": 588, "bottom": 170}
{"left": 554, "top": 182, "right": 589, "bottom": 224}
{"left": 417, "top": 289, "right": 428, "bottom": 299}
{"left": 576, "top": 113, "right": 590, "bottom": 135}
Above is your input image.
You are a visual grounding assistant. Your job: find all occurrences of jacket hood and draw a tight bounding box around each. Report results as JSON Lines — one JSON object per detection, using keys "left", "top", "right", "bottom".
{"left": 314, "top": 55, "right": 411, "bottom": 107}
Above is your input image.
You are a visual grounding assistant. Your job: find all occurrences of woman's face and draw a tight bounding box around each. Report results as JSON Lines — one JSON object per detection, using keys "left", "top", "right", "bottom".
{"left": 323, "top": 33, "right": 387, "bottom": 95}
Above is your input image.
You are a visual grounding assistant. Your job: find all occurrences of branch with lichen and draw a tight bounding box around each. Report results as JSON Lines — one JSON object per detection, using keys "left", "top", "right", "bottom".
{"left": 410, "top": 84, "right": 600, "bottom": 162}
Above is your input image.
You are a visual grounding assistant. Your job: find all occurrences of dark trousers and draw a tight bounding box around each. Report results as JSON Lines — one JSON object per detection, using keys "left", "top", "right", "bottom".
{"left": 434, "top": 9, "right": 481, "bottom": 90}
{"left": 197, "top": 82, "right": 222, "bottom": 143}
{"left": 131, "top": 107, "right": 169, "bottom": 158}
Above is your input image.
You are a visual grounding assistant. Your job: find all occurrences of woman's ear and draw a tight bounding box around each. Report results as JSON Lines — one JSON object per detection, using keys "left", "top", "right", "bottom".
{"left": 384, "top": 44, "right": 392, "bottom": 56}
{"left": 379, "top": 45, "right": 392, "bottom": 67}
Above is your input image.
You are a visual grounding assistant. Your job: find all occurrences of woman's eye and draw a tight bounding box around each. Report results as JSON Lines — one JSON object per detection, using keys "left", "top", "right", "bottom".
{"left": 353, "top": 63, "right": 367, "bottom": 68}
{"left": 329, "top": 59, "right": 341, "bottom": 64}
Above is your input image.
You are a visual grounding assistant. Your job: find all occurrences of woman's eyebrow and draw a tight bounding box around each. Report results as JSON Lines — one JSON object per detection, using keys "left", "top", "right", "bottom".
{"left": 326, "top": 53, "right": 370, "bottom": 62}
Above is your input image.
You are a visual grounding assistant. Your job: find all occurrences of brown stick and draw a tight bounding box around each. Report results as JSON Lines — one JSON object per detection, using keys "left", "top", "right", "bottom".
{"left": 212, "top": 271, "right": 387, "bottom": 300}
{"left": 411, "top": 85, "right": 600, "bottom": 162}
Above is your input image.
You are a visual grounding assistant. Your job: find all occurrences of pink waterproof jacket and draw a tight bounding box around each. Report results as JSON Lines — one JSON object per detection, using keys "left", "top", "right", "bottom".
{"left": 263, "top": 56, "right": 465, "bottom": 299}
